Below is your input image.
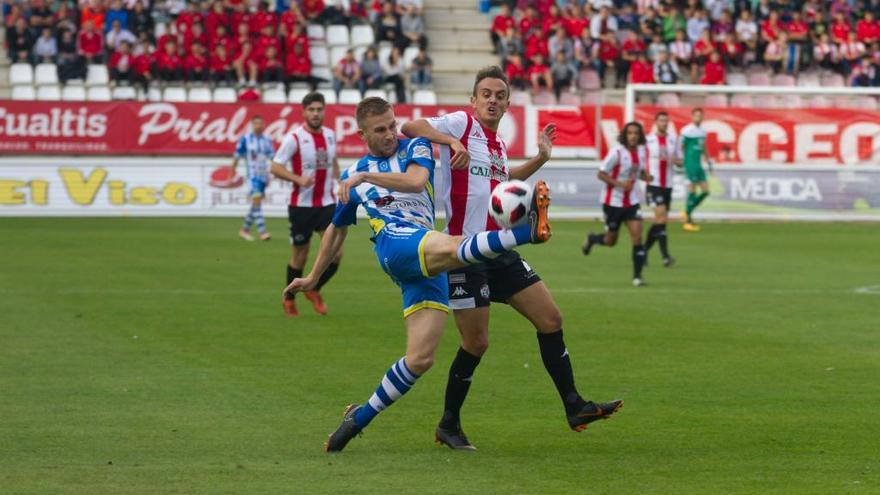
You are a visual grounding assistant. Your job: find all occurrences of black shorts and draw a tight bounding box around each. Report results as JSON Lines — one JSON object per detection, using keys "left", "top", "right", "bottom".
{"left": 448, "top": 250, "right": 541, "bottom": 310}
{"left": 288, "top": 205, "right": 335, "bottom": 246}
{"left": 646, "top": 185, "right": 673, "bottom": 208}
{"left": 603, "top": 204, "right": 641, "bottom": 233}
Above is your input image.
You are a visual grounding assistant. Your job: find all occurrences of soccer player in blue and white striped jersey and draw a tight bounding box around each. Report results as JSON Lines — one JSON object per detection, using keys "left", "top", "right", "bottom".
{"left": 232, "top": 115, "right": 275, "bottom": 241}
{"left": 282, "top": 97, "right": 553, "bottom": 452}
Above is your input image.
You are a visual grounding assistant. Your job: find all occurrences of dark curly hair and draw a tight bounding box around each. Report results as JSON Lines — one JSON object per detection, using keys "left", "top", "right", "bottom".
{"left": 617, "top": 121, "right": 646, "bottom": 147}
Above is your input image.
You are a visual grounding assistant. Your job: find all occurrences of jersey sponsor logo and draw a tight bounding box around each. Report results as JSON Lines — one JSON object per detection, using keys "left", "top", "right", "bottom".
{"left": 452, "top": 286, "right": 469, "bottom": 297}
{"left": 374, "top": 195, "right": 395, "bottom": 207}
{"left": 470, "top": 165, "right": 508, "bottom": 182}
{"left": 449, "top": 273, "right": 467, "bottom": 284}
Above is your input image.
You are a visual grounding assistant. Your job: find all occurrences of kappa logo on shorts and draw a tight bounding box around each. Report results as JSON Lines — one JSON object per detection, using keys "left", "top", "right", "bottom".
{"left": 449, "top": 273, "right": 467, "bottom": 284}
{"left": 452, "top": 286, "right": 469, "bottom": 297}
{"left": 480, "top": 284, "right": 490, "bottom": 299}
{"left": 521, "top": 259, "right": 537, "bottom": 278}
{"left": 294, "top": 234, "right": 306, "bottom": 242}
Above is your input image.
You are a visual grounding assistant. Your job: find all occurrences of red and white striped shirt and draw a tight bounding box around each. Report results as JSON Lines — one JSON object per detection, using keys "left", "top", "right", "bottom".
{"left": 273, "top": 125, "right": 337, "bottom": 207}
{"left": 645, "top": 132, "right": 678, "bottom": 188}
{"left": 600, "top": 144, "right": 645, "bottom": 207}
{"left": 427, "top": 111, "right": 509, "bottom": 236}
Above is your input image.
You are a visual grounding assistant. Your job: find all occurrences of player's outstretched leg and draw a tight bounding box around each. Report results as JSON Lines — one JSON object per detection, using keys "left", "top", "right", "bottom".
{"left": 239, "top": 207, "right": 255, "bottom": 241}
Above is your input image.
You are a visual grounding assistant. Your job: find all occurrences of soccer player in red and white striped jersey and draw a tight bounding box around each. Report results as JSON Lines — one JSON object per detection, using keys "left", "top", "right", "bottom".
{"left": 270, "top": 92, "right": 341, "bottom": 317}
{"left": 403, "top": 66, "right": 622, "bottom": 450}
{"left": 644, "top": 111, "right": 682, "bottom": 267}
{"left": 582, "top": 121, "right": 653, "bottom": 286}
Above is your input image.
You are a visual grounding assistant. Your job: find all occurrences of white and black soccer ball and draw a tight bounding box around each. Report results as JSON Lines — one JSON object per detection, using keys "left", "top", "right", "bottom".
{"left": 489, "top": 180, "right": 533, "bottom": 229}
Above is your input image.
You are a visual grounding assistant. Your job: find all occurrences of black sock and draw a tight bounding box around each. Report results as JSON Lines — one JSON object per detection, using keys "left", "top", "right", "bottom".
{"left": 286, "top": 265, "right": 303, "bottom": 300}
{"left": 644, "top": 224, "right": 660, "bottom": 252}
{"left": 440, "top": 347, "right": 482, "bottom": 429}
{"left": 536, "top": 330, "right": 585, "bottom": 415}
{"left": 315, "top": 262, "right": 339, "bottom": 291}
{"left": 657, "top": 224, "right": 670, "bottom": 258}
{"left": 588, "top": 233, "right": 606, "bottom": 246}
{"left": 632, "top": 244, "right": 646, "bottom": 278}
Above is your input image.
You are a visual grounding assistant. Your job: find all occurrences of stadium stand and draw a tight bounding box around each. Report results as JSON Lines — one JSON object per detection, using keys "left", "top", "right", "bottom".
{"left": 3, "top": 0, "right": 436, "bottom": 104}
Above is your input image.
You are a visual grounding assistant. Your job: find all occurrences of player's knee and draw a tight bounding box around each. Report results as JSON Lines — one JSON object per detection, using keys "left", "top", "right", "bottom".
{"left": 406, "top": 350, "right": 435, "bottom": 374}
{"left": 462, "top": 334, "right": 489, "bottom": 356}
{"left": 536, "top": 309, "right": 563, "bottom": 333}
{"left": 605, "top": 235, "right": 618, "bottom": 246}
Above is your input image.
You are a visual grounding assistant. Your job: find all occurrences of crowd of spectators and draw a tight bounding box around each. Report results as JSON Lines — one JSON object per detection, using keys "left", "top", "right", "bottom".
{"left": 4, "top": 0, "right": 433, "bottom": 102}
{"left": 490, "top": 0, "right": 880, "bottom": 94}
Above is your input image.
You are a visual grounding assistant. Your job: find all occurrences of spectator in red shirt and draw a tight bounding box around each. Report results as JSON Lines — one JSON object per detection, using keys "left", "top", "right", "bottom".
{"left": 184, "top": 42, "right": 209, "bottom": 81}
{"left": 233, "top": 39, "right": 258, "bottom": 85}
{"left": 154, "top": 39, "right": 183, "bottom": 81}
{"left": 302, "top": 0, "right": 327, "bottom": 23}
{"left": 596, "top": 32, "right": 620, "bottom": 86}
{"left": 254, "top": 24, "right": 281, "bottom": 62}
{"left": 785, "top": 11, "right": 809, "bottom": 73}
{"left": 108, "top": 41, "right": 134, "bottom": 85}
{"left": 349, "top": 0, "right": 368, "bottom": 23}
{"left": 541, "top": 4, "right": 563, "bottom": 37}
{"left": 856, "top": 12, "right": 879, "bottom": 44}
{"left": 491, "top": 4, "right": 516, "bottom": 52}
{"left": 230, "top": 2, "right": 252, "bottom": 33}
{"left": 830, "top": 12, "right": 851, "bottom": 44}
{"left": 205, "top": 1, "right": 229, "bottom": 40}
{"left": 175, "top": 2, "right": 203, "bottom": 37}
{"left": 528, "top": 53, "right": 553, "bottom": 93}
{"left": 285, "top": 23, "right": 310, "bottom": 57}
{"left": 760, "top": 10, "right": 782, "bottom": 43}
{"left": 505, "top": 53, "right": 528, "bottom": 90}
{"left": 629, "top": 52, "right": 654, "bottom": 84}
{"left": 131, "top": 42, "right": 153, "bottom": 90}
{"left": 209, "top": 24, "right": 232, "bottom": 52}
{"left": 619, "top": 30, "right": 645, "bottom": 87}
{"left": 562, "top": 5, "right": 588, "bottom": 40}
{"left": 183, "top": 22, "right": 208, "bottom": 55}
{"left": 519, "top": 7, "right": 538, "bottom": 37}
{"left": 280, "top": 2, "right": 306, "bottom": 37}
{"left": 525, "top": 29, "right": 549, "bottom": 60}
{"left": 764, "top": 32, "right": 787, "bottom": 73}
{"left": 701, "top": 51, "right": 725, "bottom": 84}
{"left": 80, "top": 0, "right": 106, "bottom": 32}
{"left": 333, "top": 48, "right": 361, "bottom": 95}
{"left": 210, "top": 44, "right": 235, "bottom": 84}
{"left": 77, "top": 20, "right": 105, "bottom": 63}
{"left": 720, "top": 35, "right": 743, "bottom": 67}
{"left": 693, "top": 29, "right": 715, "bottom": 65}
{"left": 284, "top": 42, "right": 316, "bottom": 88}
{"left": 259, "top": 45, "right": 284, "bottom": 83}
{"left": 251, "top": 2, "right": 277, "bottom": 35}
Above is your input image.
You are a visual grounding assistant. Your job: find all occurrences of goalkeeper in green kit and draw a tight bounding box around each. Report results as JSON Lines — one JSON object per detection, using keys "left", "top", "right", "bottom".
{"left": 678, "top": 108, "right": 713, "bottom": 232}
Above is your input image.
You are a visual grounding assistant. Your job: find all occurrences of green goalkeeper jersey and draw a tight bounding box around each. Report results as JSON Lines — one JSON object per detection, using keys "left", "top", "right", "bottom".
{"left": 679, "top": 123, "right": 708, "bottom": 183}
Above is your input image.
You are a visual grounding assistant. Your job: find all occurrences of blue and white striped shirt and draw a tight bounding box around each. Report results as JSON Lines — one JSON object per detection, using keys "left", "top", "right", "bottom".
{"left": 332, "top": 137, "right": 436, "bottom": 234}
{"left": 234, "top": 132, "right": 275, "bottom": 180}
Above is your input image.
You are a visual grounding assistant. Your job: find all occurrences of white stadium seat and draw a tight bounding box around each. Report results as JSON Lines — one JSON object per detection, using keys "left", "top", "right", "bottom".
{"left": 326, "top": 25, "right": 350, "bottom": 46}
{"left": 11, "top": 85, "right": 36, "bottom": 100}
{"left": 412, "top": 89, "right": 437, "bottom": 105}
{"left": 36, "top": 85, "right": 62, "bottom": 101}
{"left": 86, "top": 65, "right": 110, "bottom": 85}
{"left": 364, "top": 89, "right": 387, "bottom": 100}
{"left": 704, "top": 94, "right": 728, "bottom": 107}
{"left": 87, "top": 86, "right": 112, "bottom": 101}
{"left": 338, "top": 89, "right": 361, "bottom": 104}
{"left": 351, "top": 25, "right": 374, "bottom": 46}
{"left": 311, "top": 66, "right": 332, "bottom": 83}
{"left": 403, "top": 46, "right": 420, "bottom": 68}
{"left": 329, "top": 46, "right": 349, "bottom": 66}
{"left": 510, "top": 91, "right": 531, "bottom": 106}
{"left": 378, "top": 45, "right": 393, "bottom": 65}
{"left": 262, "top": 88, "right": 287, "bottom": 103}
{"left": 558, "top": 92, "right": 581, "bottom": 106}
{"left": 726, "top": 72, "right": 747, "bottom": 86}
{"left": 9, "top": 63, "right": 34, "bottom": 85}
{"left": 317, "top": 88, "right": 337, "bottom": 104}
{"left": 657, "top": 92, "right": 680, "bottom": 107}
{"left": 163, "top": 86, "right": 187, "bottom": 102}
{"left": 306, "top": 24, "right": 325, "bottom": 41}
{"left": 532, "top": 91, "right": 556, "bottom": 105}
{"left": 213, "top": 87, "right": 237, "bottom": 102}
{"left": 112, "top": 86, "right": 138, "bottom": 100}
{"left": 34, "top": 64, "right": 59, "bottom": 85}
{"left": 62, "top": 85, "right": 87, "bottom": 101}
{"left": 147, "top": 86, "right": 163, "bottom": 101}
{"left": 188, "top": 87, "right": 212, "bottom": 102}
{"left": 288, "top": 87, "right": 311, "bottom": 103}
{"left": 730, "top": 94, "right": 754, "bottom": 108}
{"left": 309, "top": 45, "right": 329, "bottom": 67}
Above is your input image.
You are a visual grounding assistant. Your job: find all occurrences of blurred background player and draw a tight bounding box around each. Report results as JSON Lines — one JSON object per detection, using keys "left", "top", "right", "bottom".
{"left": 270, "top": 92, "right": 341, "bottom": 317}
{"left": 282, "top": 97, "right": 553, "bottom": 453}
{"left": 679, "top": 108, "right": 713, "bottom": 232}
{"left": 403, "top": 67, "right": 622, "bottom": 450}
{"left": 232, "top": 115, "right": 274, "bottom": 242}
{"left": 644, "top": 111, "right": 682, "bottom": 267}
{"left": 582, "top": 122, "right": 652, "bottom": 287}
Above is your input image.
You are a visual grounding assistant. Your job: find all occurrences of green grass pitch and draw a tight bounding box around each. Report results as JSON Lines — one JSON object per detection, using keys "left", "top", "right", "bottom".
{"left": 1, "top": 218, "right": 878, "bottom": 494}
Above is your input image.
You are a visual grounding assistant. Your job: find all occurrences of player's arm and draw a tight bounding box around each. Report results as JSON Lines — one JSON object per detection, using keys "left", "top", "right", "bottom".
{"left": 332, "top": 157, "right": 341, "bottom": 180}
{"left": 283, "top": 223, "right": 348, "bottom": 297}
{"left": 270, "top": 160, "right": 314, "bottom": 187}
{"left": 509, "top": 123, "right": 557, "bottom": 180}
{"left": 338, "top": 165, "right": 429, "bottom": 203}
{"left": 401, "top": 118, "right": 469, "bottom": 169}
{"left": 703, "top": 144, "right": 714, "bottom": 173}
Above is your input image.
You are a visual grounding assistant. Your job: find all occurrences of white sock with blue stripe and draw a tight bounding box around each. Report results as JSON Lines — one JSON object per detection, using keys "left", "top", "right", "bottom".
{"left": 242, "top": 209, "right": 254, "bottom": 231}
{"left": 353, "top": 357, "right": 420, "bottom": 429}
{"left": 456, "top": 223, "right": 532, "bottom": 265}
{"left": 252, "top": 206, "right": 266, "bottom": 234}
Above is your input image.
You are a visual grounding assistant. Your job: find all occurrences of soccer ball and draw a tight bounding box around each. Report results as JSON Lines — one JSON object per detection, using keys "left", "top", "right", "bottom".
{"left": 489, "top": 180, "right": 533, "bottom": 229}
